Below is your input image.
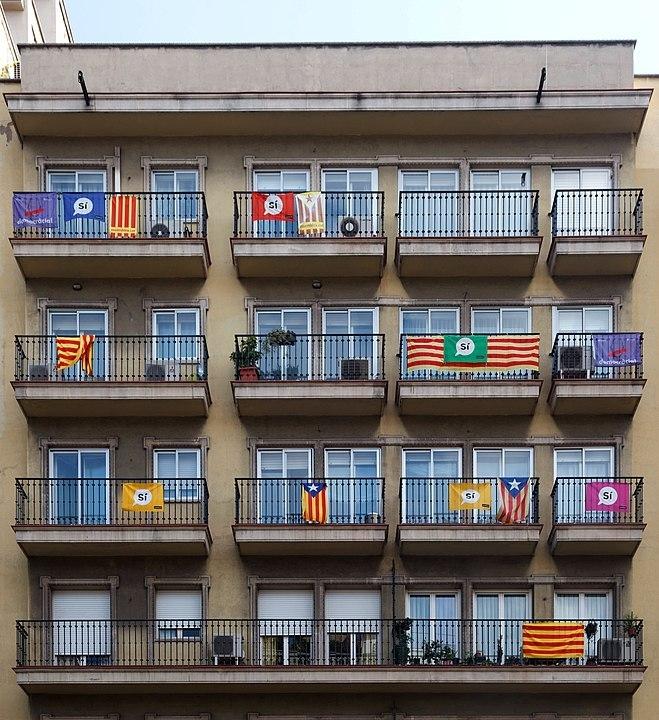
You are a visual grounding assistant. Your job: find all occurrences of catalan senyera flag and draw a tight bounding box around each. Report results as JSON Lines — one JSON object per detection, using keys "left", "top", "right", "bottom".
{"left": 121, "top": 482, "right": 164, "bottom": 512}
{"left": 301, "top": 481, "right": 328, "bottom": 524}
{"left": 295, "top": 191, "right": 325, "bottom": 235}
{"left": 406, "top": 334, "right": 540, "bottom": 373}
{"left": 109, "top": 194, "right": 138, "bottom": 238}
{"left": 55, "top": 334, "right": 95, "bottom": 376}
{"left": 522, "top": 622, "right": 585, "bottom": 659}
{"left": 448, "top": 482, "right": 492, "bottom": 511}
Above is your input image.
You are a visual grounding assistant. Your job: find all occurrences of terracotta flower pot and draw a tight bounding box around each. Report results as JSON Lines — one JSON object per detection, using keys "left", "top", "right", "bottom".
{"left": 239, "top": 366, "right": 259, "bottom": 382}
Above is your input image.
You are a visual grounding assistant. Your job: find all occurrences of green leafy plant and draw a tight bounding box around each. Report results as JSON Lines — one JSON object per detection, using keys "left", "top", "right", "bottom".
{"left": 230, "top": 336, "right": 262, "bottom": 369}
{"left": 266, "top": 328, "right": 297, "bottom": 347}
{"left": 623, "top": 612, "right": 642, "bottom": 638}
{"left": 421, "top": 640, "right": 456, "bottom": 665}
{"left": 392, "top": 618, "right": 413, "bottom": 666}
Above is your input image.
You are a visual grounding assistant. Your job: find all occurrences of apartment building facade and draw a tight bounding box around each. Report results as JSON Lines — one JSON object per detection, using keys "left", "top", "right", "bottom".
{"left": 1, "top": 39, "right": 657, "bottom": 720}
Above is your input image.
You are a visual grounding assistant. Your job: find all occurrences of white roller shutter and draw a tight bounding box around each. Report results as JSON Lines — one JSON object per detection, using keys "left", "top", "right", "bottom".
{"left": 51, "top": 590, "right": 110, "bottom": 658}
{"left": 325, "top": 589, "right": 381, "bottom": 632}
{"left": 258, "top": 589, "right": 313, "bottom": 635}
{"left": 155, "top": 589, "right": 202, "bottom": 620}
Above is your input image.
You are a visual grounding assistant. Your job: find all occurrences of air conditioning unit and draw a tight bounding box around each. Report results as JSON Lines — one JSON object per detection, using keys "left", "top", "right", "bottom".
{"left": 146, "top": 363, "right": 166, "bottom": 381}
{"left": 364, "top": 512, "right": 381, "bottom": 524}
{"left": 557, "top": 345, "right": 587, "bottom": 379}
{"left": 28, "top": 364, "right": 49, "bottom": 381}
{"left": 597, "top": 637, "right": 622, "bottom": 662}
{"left": 212, "top": 634, "right": 243, "bottom": 665}
{"left": 150, "top": 223, "right": 171, "bottom": 238}
{"left": 340, "top": 358, "right": 370, "bottom": 380}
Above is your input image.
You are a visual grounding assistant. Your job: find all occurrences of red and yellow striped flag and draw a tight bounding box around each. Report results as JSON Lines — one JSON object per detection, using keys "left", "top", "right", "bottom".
{"left": 56, "top": 335, "right": 95, "bottom": 376}
{"left": 406, "top": 336, "right": 444, "bottom": 371}
{"left": 109, "top": 195, "right": 138, "bottom": 238}
{"left": 522, "top": 622, "right": 584, "bottom": 659}
{"left": 301, "top": 482, "right": 328, "bottom": 524}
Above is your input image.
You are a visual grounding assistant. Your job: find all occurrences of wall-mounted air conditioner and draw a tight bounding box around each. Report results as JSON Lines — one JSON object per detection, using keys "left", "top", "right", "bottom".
{"left": 340, "top": 358, "right": 370, "bottom": 380}
{"left": 212, "top": 634, "right": 244, "bottom": 665}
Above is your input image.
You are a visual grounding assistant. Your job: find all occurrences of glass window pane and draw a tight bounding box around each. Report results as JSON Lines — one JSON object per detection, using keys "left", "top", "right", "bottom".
{"left": 155, "top": 451, "right": 177, "bottom": 477}
{"left": 80, "top": 452, "right": 107, "bottom": 478}
{"left": 175, "top": 172, "right": 198, "bottom": 192}
{"left": 154, "top": 312, "right": 175, "bottom": 336}
{"left": 49, "top": 312, "right": 77, "bottom": 335}
{"left": 177, "top": 451, "right": 199, "bottom": 477}
{"left": 323, "top": 171, "right": 347, "bottom": 192}
{"left": 285, "top": 450, "right": 311, "bottom": 477}
{"left": 401, "top": 172, "right": 428, "bottom": 192}
{"left": 281, "top": 172, "right": 308, "bottom": 191}
{"left": 503, "top": 450, "right": 531, "bottom": 477}
{"left": 555, "top": 450, "right": 583, "bottom": 477}
{"left": 255, "top": 311, "right": 283, "bottom": 335}
{"left": 258, "top": 451, "right": 284, "bottom": 478}
{"left": 404, "top": 451, "right": 430, "bottom": 477}
{"left": 48, "top": 172, "right": 76, "bottom": 192}
{"left": 153, "top": 172, "right": 175, "bottom": 192}
{"left": 326, "top": 451, "right": 351, "bottom": 478}
{"left": 471, "top": 172, "right": 498, "bottom": 191}
{"left": 555, "top": 594, "right": 579, "bottom": 619}
{"left": 432, "top": 450, "right": 461, "bottom": 477}
{"left": 349, "top": 310, "right": 375, "bottom": 335}
{"left": 474, "top": 450, "right": 501, "bottom": 478}
{"left": 472, "top": 310, "right": 500, "bottom": 334}
{"left": 500, "top": 171, "right": 527, "bottom": 190}
{"left": 429, "top": 310, "right": 459, "bottom": 333}
{"left": 324, "top": 311, "right": 348, "bottom": 334}
{"left": 254, "top": 172, "right": 282, "bottom": 191}
{"left": 51, "top": 452, "right": 78, "bottom": 478}
{"left": 353, "top": 450, "right": 378, "bottom": 477}
{"left": 501, "top": 310, "right": 530, "bottom": 333}
{"left": 428, "top": 172, "right": 458, "bottom": 191}
{"left": 77, "top": 172, "right": 105, "bottom": 192}
{"left": 436, "top": 595, "right": 458, "bottom": 619}
{"left": 402, "top": 311, "right": 429, "bottom": 335}
{"left": 583, "top": 308, "right": 612, "bottom": 332}
{"left": 78, "top": 312, "right": 107, "bottom": 335}
{"left": 556, "top": 309, "right": 584, "bottom": 333}
{"left": 475, "top": 595, "right": 498, "bottom": 619}
{"left": 348, "top": 172, "right": 373, "bottom": 192}
{"left": 281, "top": 310, "right": 310, "bottom": 333}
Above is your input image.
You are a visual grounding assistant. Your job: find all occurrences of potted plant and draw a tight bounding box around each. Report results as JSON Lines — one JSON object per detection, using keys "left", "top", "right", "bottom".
{"left": 230, "top": 336, "right": 262, "bottom": 382}
{"left": 422, "top": 640, "right": 457, "bottom": 666}
{"left": 392, "top": 618, "right": 412, "bottom": 666}
{"left": 266, "top": 328, "right": 297, "bottom": 347}
{"left": 623, "top": 612, "right": 641, "bottom": 638}
{"left": 585, "top": 621, "right": 598, "bottom": 639}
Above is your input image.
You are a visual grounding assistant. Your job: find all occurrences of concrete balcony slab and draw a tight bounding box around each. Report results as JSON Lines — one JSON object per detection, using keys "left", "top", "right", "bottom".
{"left": 548, "top": 379, "right": 645, "bottom": 416}
{"left": 547, "top": 235, "right": 645, "bottom": 277}
{"left": 397, "top": 524, "right": 542, "bottom": 556}
{"left": 549, "top": 523, "right": 645, "bottom": 556}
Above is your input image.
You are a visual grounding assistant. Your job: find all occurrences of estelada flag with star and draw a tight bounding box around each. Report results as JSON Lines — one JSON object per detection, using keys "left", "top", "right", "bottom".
{"left": 496, "top": 477, "right": 530, "bottom": 524}
{"left": 301, "top": 481, "right": 328, "bottom": 524}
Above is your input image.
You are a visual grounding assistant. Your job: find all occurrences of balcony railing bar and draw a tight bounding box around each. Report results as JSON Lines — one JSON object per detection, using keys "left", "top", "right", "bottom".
{"left": 16, "top": 618, "right": 643, "bottom": 667}
{"left": 549, "top": 189, "right": 643, "bottom": 237}
{"left": 550, "top": 333, "right": 643, "bottom": 381}
{"left": 14, "top": 335, "right": 209, "bottom": 383}
{"left": 551, "top": 477, "right": 643, "bottom": 525}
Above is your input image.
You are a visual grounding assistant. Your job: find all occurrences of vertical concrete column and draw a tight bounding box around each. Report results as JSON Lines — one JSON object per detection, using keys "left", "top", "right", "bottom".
{"left": 532, "top": 164, "right": 553, "bottom": 271}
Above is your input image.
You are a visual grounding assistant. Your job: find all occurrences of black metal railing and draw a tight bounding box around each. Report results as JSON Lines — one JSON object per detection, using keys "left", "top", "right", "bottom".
{"left": 232, "top": 191, "right": 385, "bottom": 238}
{"left": 400, "top": 477, "right": 540, "bottom": 524}
{"left": 14, "top": 336, "right": 208, "bottom": 383}
{"left": 16, "top": 618, "right": 642, "bottom": 668}
{"left": 234, "top": 477, "right": 384, "bottom": 525}
{"left": 550, "top": 189, "right": 643, "bottom": 237}
{"left": 551, "top": 477, "right": 643, "bottom": 525}
{"left": 12, "top": 191, "right": 208, "bottom": 239}
{"left": 399, "top": 333, "right": 540, "bottom": 381}
{"left": 233, "top": 334, "right": 385, "bottom": 381}
{"left": 398, "top": 190, "right": 539, "bottom": 238}
{"left": 551, "top": 333, "right": 643, "bottom": 380}
{"left": 15, "top": 478, "right": 209, "bottom": 527}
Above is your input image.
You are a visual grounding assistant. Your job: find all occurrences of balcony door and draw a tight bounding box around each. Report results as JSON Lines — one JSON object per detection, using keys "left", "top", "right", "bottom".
{"left": 47, "top": 170, "right": 106, "bottom": 237}
{"left": 552, "top": 168, "right": 612, "bottom": 235}
{"left": 473, "top": 591, "right": 529, "bottom": 662}
{"left": 48, "top": 309, "right": 108, "bottom": 380}
{"left": 470, "top": 169, "right": 530, "bottom": 236}
{"left": 255, "top": 308, "right": 311, "bottom": 380}
{"left": 325, "top": 589, "right": 380, "bottom": 665}
{"left": 471, "top": 307, "right": 532, "bottom": 379}
{"left": 49, "top": 449, "right": 109, "bottom": 525}
{"left": 322, "top": 308, "right": 378, "bottom": 379}
{"left": 402, "top": 448, "right": 462, "bottom": 523}
{"left": 400, "top": 308, "right": 459, "bottom": 379}
{"left": 407, "top": 592, "right": 460, "bottom": 662}
{"left": 553, "top": 306, "right": 613, "bottom": 379}
{"left": 257, "top": 449, "right": 312, "bottom": 523}
{"left": 51, "top": 589, "right": 111, "bottom": 666}
{"left": 321, "top": 169, "right": 378, "bottom": 236}
{"left": 555, "top": 591, "right": 613, "bottom": 661}
{"left": 554, "top": 447, "right": 614, "bottom": 523}
{"left": 325, "top": 449, "right": 380, "bottom": 523}
{"left": 151, "top": 170, "right": 199, "bottom": 236}
{"left": 258, "top": 589, "right": 313, "bottom": 665}
{"left": 154, "top": 448, "right": 201, "bottom": 502}
{"left": 253, "top": 170, "right": 309, "bottom": 237}
{"left": 473, "top": 448, "right": 533, "bottom": 524}
{"left": 399, "top": 170, "right": 458, "bottom": 236}
{"left": 152, "top": 309, "right": 200, "bottom": 374}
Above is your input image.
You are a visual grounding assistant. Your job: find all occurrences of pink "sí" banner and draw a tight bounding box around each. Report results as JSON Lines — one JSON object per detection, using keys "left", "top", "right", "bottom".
{"left": 585, "top": 482, "right": 630, "bottom": 513}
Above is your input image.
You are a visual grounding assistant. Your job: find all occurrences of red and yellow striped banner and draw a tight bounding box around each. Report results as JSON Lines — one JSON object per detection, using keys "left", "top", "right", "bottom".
{"left": 109, "top": 194, "right": 138, "bottom": 238}
{"left": 522, "top": 622, "right": 584, "bottom": 659}
{"left": 55, "top": 335, "right": 95, "bottom": 376}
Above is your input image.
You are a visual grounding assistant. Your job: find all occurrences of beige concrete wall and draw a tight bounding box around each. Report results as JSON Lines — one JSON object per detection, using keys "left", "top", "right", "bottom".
{"left": 17, "top": 41, "right": 635, "bottom": 94}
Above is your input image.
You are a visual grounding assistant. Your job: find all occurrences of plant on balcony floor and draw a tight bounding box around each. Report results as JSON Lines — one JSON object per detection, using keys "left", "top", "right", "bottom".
{"left": 421, "top": 640, "right": 457, "bottom": 665}
{"left": 623, "top": 611, "right": 642, "bottom": 638}
{"left": 230, "top": 336, "right": 262, "bottom": 382}
{"left": 392, "top": 618, "right": 413, "bottom": 666}
{"left": 584, "top": 621, "right": 598, "bottom": 639}
{"left": 265, "top": 328, "right": 297, "bottom": 347}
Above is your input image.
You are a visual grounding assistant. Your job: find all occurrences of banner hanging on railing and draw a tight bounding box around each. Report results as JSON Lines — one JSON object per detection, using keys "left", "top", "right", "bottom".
{"left": 109, "top": 195, "right": 138, "bottom": 238}
{"left": 251, "top": 192, "right": 295, "bottom": 222}
{"left": 12, "top": 192, "right": 58, "bottom": 229}
{"left": 522, "top": 622, "right": 584, "bottom": 659}
{"left": 448, "top": 482, "right": 491, "bottom": 510}
{"left": 496, "top": 477, "right": 530, "bottom": 524}
{"left": 585, "top": 481, "right": 630, "bottom": 513}
{"left": 295, "top": 191, "right": 325, "bottom": 235}
{"left": 301, "top": 481, "right": 328, "bottom": 523}
{"left": 406, "top": 334, "right": 540, "bottom": 373}
{"left": 121, "top": 482, "right": 164, "bottom": 512}
{"left": 62, "top": 192, "right": 106, "bottom": 222}
{"left": 592, "top": 333, "right": 642, "bottom": 367}
{"left": 55, "top": 334, "right": 95, "bottom": 376}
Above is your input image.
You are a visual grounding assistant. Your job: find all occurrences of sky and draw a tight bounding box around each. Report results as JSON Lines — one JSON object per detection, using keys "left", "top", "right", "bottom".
{"left": 66, "top": 0, "right": 659, "bottom": 74}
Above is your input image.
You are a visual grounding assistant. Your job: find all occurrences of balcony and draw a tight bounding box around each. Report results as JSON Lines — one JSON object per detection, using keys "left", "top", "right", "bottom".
{"left": 548, "top": 189, "right": 644, "bottom": 277}
{"left": 15, "top": 618, "right": 643, "bottom": 695}
{"left": 231, "top": 334, "right": 386, "bottom": 417}
{"left": 396, "top": 190, "right": 541, "bottom": 277}
{"left": 397, "top": 477, "right": 541, "bottom": 556}
{"left": 396, "top": 334, "right": 542, "bottom": 415}
{"left": 12, "top": 335, "right": 211, "bottom": 417}
{"left": 231, "top": 191, "right": 386, "bottom": 277}
{"left": 233, "top": 477, "right": 386, "bottom": 556}
{"left": 10, "top": 192, "right": 210, "bottom": 278}
{"left": 14, "top": 478, "right": 211, "bottom": 557}
{"left": 549, "top": 333, "right": 645, "bottom": 416}
{"left": 549, "top": 477, "right": 644, "bottom": 556}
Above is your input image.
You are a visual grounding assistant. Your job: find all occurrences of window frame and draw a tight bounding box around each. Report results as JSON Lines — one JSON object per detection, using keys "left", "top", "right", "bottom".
{"left": 153, "top": 447, "right": 202, "bottom": 502}
{"left": 154, "top": 587, "right": 203, "bottom": 641}
{"left": 551, "top": 304, "right": 614, "bottom": 337}
{"left": 470, "top": 306, "right": 532, "bottom": 334}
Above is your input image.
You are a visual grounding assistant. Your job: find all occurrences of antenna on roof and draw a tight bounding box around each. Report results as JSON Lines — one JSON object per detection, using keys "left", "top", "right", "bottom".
{"left": 78, "top": 70, "right": 91, "bottom": 107}
{"left": 536, "top": 67, "right": 546, "bottom": 104}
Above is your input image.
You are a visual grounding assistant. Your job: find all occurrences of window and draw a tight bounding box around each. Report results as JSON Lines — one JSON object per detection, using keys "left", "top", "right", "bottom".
{"left": 49, "top": 449, "right": 109, "bottom": 525}
{"left": 400, "top": 308, "right": 459, "bottom": 379}
{"left": 48, "top": 309, "right": 108, "bottom": 379}
{"left": 473, "top": 591, "right": 530, "bottom": 662}
{"left": 553, "top": 306, "right": 614, "bottom": 379}
{"left": 255, "top": 308, "right": 311, "bottom": 380}
{"left": 473, "top": 448, "right": 533, "bottom": 523}
{"left": 155, "top": 588, "right": 202, "bottom": 640}
{"left": 51, "top": 589, "right": 111, "bottom": 665}
{"left": 470, "top": 169, "right": 531, "bottom": 235}
{"left": 553, "top": 306, "right": 613, "bottom": 336}
{"left": 151, "top": 170, "right": 200, "bottom": 234}
{"left": 321, "top": 169, "right": 378, "bottom": 235}
{"left": 554, "top": 447, "right": 615, "bottom": 523}
{"left": 325, "top": 449, "right": 381, "bottom": 523}
{"left": 256, "top": 448, "right": 313, "bottom": 523}
{"left": 257, "top": 589, "right": 313, "bottom": 665}
{"left": 253, "top": 170, "right": 309, "bottom": 237}
{"left": 552, "top": 168, "right": 612, "bottom": 235}
{"left": 407, "top": 592, "right": 460, "bottom": 662}
{"left": 322, "top": 307, "right": 379, "bottom": 379}
{"left": 472, "top": 307, "right": 531, "bottom": 334}
{"left": 47, "top": 170, "right": 107, "bottom": 236}
{"left": 555, "top": 591, "right": 614, "bottom": 657}
{"left": 325, "top": 589, "right": 380, "bottom": 665}
{"left": 154, "top": 448, "right": 201, "bottom": 502}
{"left": 399, "top": 170, "right": 458, "bottom": 236}
{"left": 402, "top": 448, "right": 462, "bottom": 523}
{"left": 152, "top": 308, "right": 201, "bottom": 367}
